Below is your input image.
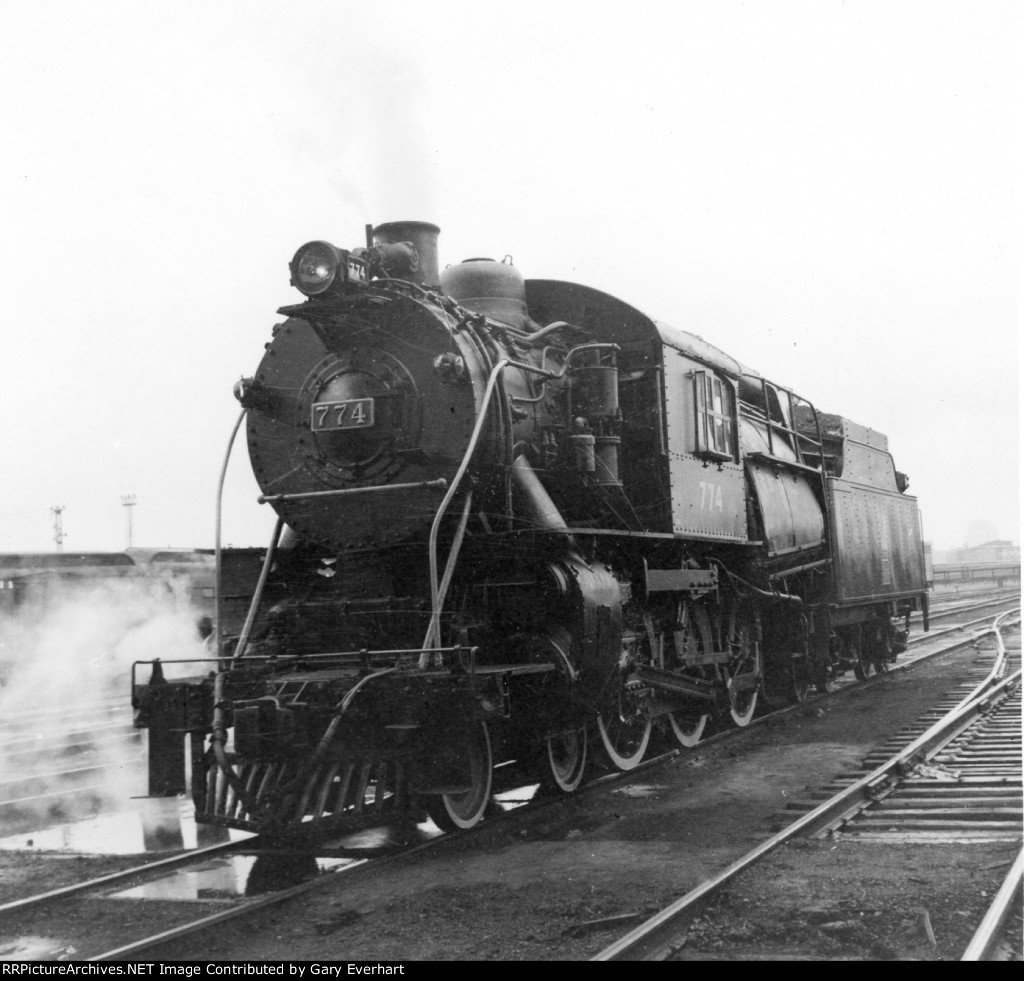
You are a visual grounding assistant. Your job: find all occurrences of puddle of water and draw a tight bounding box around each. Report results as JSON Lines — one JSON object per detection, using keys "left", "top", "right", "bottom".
{"left": 0, "top": 798, "right": 251, "bottom": 854}
{"left": 493, "top": 783, "right": 539, "bottom": 810}
{"left": 0, "top": 935, "right": 76, "bottom": 961}
{"left": 612, "top": 784, "right": 667, "bottom": 798}
{"left": 110, "top": 855, "right": 258, "bottom": 900}
{"left": 108, "top": 854, "right": 355, "bottom": 901}
{"left": 0, "top": 788, "right": 538, "bottom": 855}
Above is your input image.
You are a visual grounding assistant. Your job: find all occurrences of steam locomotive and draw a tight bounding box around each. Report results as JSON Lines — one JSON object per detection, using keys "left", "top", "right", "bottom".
{"left": 133, "top": 221, "right": 928, "bottom": 837}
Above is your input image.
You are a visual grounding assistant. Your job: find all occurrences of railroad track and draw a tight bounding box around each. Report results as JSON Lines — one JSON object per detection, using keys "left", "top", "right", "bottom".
{"left": 0, "top": 703, "right": 141, "bottom": 832}
{"left": 0, "top": 838, "right": 249, "bottom": 917}
{"left": 781, "top": 627, "right": 1021, "bottom": 844}
{"left": 962, "top": 847, "right": 1023, "bottom": 961}
{"left": 828, "top": 681, "right": 1020, "bottom": 842}
{"left": 0, "top": 593, "right": 1008, "bottom": 835}
{"left": 915, "top": 590, "right": 1021, "bottom": 627}
{"left": 593, "top": 609, "right": 1021, "bottom": 961}
{"left": 0, "top": 745, "right": 681, "bottom": 959}
{"left": 1, "top": 598, "right": 1017, "bottom": 960}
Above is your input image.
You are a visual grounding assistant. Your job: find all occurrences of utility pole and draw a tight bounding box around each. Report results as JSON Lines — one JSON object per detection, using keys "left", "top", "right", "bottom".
{"left": 122, "top": 495, "right": 136, "bottom": 549}
{"left": 51, "top": 506, "right": 65, "bottom": 552}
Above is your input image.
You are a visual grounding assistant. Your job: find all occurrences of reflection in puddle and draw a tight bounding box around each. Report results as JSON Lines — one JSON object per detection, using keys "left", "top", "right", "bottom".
{"left": 0, "top": 791, "right": 533, "bottom": 856}
{"left": 0, "top": 780, "right": 544, "bottom": 909}
{"left": 0, "top": 798, "right": 250, "bottom": 854}
{"left": 0, "top": 935, "right": 75, "bottom": 961}
{"left": 612, "top": 784, "right": 667, "bottom": 798}
{"left": 108, "top": 854, "right": 356, "bottom": 901}
{"left": 493, "top": 783, "right": 539, "bottom": 811}
{"left": 244, "top": 853, "right": 322, "bottom": 895}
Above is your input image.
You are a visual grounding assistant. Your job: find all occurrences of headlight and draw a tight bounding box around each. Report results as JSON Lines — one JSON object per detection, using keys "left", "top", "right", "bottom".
{"left": 289, "top": 241, "right": 340, "bottom": 296}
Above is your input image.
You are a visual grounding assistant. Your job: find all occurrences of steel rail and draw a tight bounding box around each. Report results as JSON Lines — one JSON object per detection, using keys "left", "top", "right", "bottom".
{"left": 76, "top": 747, "right": 681, "bottom": 961}
{"left": 0, "top": 698, "right": 126, "bottom": 728}
{"left": 808, "top": 669, "right": 1020, "bottom": 840}
{"left": 20, "top": 616, "right": 1012, "bottom": 960}
{"left": 905, "top": 607, "right": 1020, "bottom": 653}
{"left": 740, "top": 608, "right": 1020, "bottom": 744}
{"left": 87, "top": 872, "right": 368, "bottom": 962}
{"left": 947, "top": 609, "right": 1015, "bottom": 712}
{"left": 3, "top": 718, "right": 136, "bottom": 745}
{"left": 87, "top": 858, "right": 367, "bottom": 961}
{"left": 593, "top": 612, "right": 1020, "bottom": 961}
{"left": 70, "top": 605, "right": 1006, "bottom": 887}
{"left": 1, "top": 737, "right": 140, "bottom": 770}
{"left": 961, "top": 846, "right": 1024, "bottom": 961}
{"left": 0, "top": 838, "right": 249, "bottom": 915}
{"left": 8, "top": 605, "right": 1015, "bottom": 958}
{"left": 916, "top": 593, "right": 1021, "bottom": 625}
{"left": 0, "top": 757, "right": 141, "bottom": 798}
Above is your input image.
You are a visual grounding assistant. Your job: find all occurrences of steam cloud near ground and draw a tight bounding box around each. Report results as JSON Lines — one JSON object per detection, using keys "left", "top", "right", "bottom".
{"left": 0, "top": 576, "right": 211, "bottom": 833}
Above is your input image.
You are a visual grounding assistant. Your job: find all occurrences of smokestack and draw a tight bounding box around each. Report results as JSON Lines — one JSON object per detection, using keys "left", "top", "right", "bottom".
{"left": 372, "top": 221, "right": 440, "bottom": 288}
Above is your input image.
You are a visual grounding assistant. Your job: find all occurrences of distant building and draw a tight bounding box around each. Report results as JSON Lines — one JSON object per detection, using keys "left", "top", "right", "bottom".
{"left": 955, "top": 540, "right": 1020, "bottom": 564}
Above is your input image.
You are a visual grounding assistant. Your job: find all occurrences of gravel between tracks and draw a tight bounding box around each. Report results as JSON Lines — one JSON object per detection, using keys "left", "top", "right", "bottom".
{"left": 1, "top": 640, "right": 1017, "bottom": 961}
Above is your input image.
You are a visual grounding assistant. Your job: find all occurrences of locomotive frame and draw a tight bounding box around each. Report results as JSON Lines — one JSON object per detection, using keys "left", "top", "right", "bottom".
{"left": 132, "top": 220, "right": 928, "bottom": 839}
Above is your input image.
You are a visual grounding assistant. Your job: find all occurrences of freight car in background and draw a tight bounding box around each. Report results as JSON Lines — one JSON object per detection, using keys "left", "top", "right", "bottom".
{"left": 126, "top": 547, "right": 217, "bottom": 612}
{"left": 0, "top": 549, "right": 216, "bottom": 609}
{"left": 132, "top": 219, "right": 930, "bottom": 838}
{"left": 0, "top": 549, "right": 218, "bottom": 684}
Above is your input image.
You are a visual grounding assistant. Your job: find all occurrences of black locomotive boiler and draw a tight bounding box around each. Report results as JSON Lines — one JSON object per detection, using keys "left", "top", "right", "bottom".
{"left": 133, "top": 220, "right": 929, "bottom": 837}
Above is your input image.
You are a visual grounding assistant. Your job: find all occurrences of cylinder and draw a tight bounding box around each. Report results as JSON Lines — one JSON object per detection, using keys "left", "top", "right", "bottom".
{"left": 373, "top": 221, "right": 441, "bottom": 288}
{"left": 592, "top": 436, "right": 622, "bottom": 487}
{"left": 570, "top": 434, "right": 595, "bottom": 472}
{"left": 572, "top": 350, "right": 619, "bottom": 418}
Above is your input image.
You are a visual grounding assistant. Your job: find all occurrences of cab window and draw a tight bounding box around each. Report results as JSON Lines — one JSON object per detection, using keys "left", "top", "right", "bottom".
{"left": 693, "top": 371, "right": 736, "bottom": 460}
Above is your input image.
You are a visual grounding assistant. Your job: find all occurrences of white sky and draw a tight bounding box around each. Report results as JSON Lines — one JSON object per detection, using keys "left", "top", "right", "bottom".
{"left": 1, "top": 0, "right": 1018, "bottom": 553}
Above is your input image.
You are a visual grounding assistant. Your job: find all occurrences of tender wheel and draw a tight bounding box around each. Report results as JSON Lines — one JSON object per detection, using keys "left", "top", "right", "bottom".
{"left": 725, "top": 606, "right": 760, "bottom": 727}
{"left": 862, "top": 623, "right": 892, "bottom": 676}
{"left": 813, "top": 634, "right": 841, "bottom": 693}
{"left": 426, "top": 722, "right": 493, "bottom": 831}
{"left": 667, "top": 599, "right": 714, "bottom": 747}
{"left": 813, "top": 658, "right": 836, "bottom": 694}
{"left": 596, "top": 701, "right": 652, "bottom": 771}
{"left": 852, "top": 635, "right": 873, "bottom": 681}
{"left": 542, "top": 724, "right": 588, "bottom": 793}
{"left": 790, "top": 658, "right": 811, "bottom": 704}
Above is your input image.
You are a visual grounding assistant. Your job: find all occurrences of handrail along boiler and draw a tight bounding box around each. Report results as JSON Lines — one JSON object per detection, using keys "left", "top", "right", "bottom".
{"left": 132, "top": 221, "right": 929, "bottom": 835}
